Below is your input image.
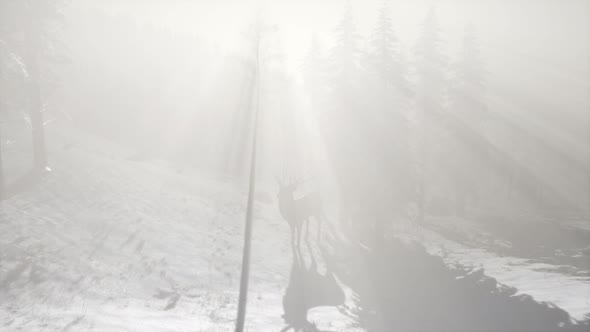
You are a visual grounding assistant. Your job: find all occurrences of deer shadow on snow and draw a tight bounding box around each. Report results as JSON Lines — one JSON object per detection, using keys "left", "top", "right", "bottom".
{"left": 275, "top": 177, "right": 345, "bottom": 332}
{"left": 279, "top": 244, "right": 345, "bottom": 332}
{"left": 274, "top": 176, "right": 590, "bottom": 331}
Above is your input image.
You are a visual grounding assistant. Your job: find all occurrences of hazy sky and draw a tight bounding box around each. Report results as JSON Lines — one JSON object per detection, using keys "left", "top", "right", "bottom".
{"left": 86, "top": 0, "right": 589, "bottom": 74}
{"left": 75, "top": 0, "right": 589, "bottom": 158}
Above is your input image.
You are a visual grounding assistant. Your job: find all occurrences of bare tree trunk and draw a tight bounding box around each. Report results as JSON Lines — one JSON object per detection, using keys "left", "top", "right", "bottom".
{"left": 235, "top": 21, "right": 262, "bottom": 332}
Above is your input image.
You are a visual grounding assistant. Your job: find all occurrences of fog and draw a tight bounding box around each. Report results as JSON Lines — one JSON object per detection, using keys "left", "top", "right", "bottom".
{"left": 0, "top": 0, "right": 589, "bottom": 331}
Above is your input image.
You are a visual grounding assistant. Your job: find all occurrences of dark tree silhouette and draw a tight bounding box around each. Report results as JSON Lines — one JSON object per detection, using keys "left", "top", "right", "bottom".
{"left": 364, "top": 1, "right": 414, "bottom": 247}
{"left": 368, "top": 1, "right": 409, "bottom": 97}
{"left": 329, "top": 0, "right": 361, "bottom": 93}
{"left": 445, "top": 24, "right": 489, "bottom": 217}
{"left": 325, "top": 1, "right": 365, "bottom": 236}
{"left": 413, "top": 6, "right": 448, "bottom": 223}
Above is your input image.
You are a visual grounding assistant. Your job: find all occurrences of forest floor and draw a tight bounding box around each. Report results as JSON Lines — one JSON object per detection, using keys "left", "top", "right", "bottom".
{"left": 0, "top": 124, "right": 589, "bottom": 331}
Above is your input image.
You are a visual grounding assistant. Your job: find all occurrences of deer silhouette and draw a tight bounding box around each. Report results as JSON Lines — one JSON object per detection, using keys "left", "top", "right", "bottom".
{"left": 276, "top": 177, "right": 325, "bottom": 255}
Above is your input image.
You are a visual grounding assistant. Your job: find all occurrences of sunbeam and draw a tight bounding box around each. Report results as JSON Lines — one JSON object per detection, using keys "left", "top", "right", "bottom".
{"left": 0, "top": 0, "right": 588, "bottom": 331}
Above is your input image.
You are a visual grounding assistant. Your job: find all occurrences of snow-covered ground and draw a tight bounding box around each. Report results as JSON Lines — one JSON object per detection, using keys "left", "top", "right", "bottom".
{"left": 1, "top": 126, "right": 588, "bottom": 330}
{"left": 0, "top": 126, "right": 359, "bottom": 331}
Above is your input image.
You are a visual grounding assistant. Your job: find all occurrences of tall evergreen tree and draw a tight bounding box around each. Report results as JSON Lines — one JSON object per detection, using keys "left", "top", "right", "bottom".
{"left": 364, "top": 1, "right": 414, "bottom": 245}
{"left": 368, "top": 1, "right": 409, "bottom": 98}
{"left": 329, "top": 0, "right": 361, "bottom": 94}
{"left": 450, "top": 24, "right": 486, "bottom": 128}
{"left": 413, "top": 6, "right": 448, "bottom": 222}
{"left": 446, "top": 24, "right": 488, "bottom": 217}
{"left": 325, "top": 1, "right": 366, "bottom": 234}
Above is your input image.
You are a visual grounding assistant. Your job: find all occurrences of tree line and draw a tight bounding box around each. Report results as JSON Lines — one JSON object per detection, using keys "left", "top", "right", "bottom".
{"left": 0, "top": 1, "right": 586, "bottom": 229}
{"left": 299, "top": 2, "right": 587, "bottom": 244}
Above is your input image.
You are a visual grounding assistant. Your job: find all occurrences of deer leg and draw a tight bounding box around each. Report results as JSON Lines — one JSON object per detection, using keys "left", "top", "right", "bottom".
{"left": 290, "top": 226, "right": 297, "bottom": 258}
{"left": 293, "top": 226, "right": 304, "bottom": 266}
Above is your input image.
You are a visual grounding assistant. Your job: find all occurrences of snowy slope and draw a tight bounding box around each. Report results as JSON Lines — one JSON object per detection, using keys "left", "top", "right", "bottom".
{"left": 0, "top": 130, "right": 252, "bottom": 330}
{"left": 0, "top": 125, "right": 360, "bottom": 331}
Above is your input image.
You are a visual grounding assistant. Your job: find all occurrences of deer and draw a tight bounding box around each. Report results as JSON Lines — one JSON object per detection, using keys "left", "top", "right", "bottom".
{"left": 276, "top": 177, "right": 325, "bottom": 255}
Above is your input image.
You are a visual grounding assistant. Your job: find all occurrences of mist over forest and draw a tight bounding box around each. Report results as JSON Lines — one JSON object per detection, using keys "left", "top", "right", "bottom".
{"left": 0, "top": 0, "right": 589, "bottom": 331}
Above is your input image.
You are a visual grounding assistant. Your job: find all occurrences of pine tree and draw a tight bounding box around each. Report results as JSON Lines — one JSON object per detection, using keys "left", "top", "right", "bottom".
{"left": 446, "top": 24, "right": 488, "bottom": 217}
{"left": 325, "top": 1, "right": 365, "bottom": 234}
{"left": 413, "top": 6, "right": 448, "bottom": 222}
{"left": 368, "top": 1, "right": 409, "bottom": 98}
{"left": 329, "top": 0, "right": 361, "bottom": 95}
{"left": 451, "top": 24, "right": 486, "bottom": 126}
{"left": 365, "top": 1, "right": 414, "bottom": 245}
